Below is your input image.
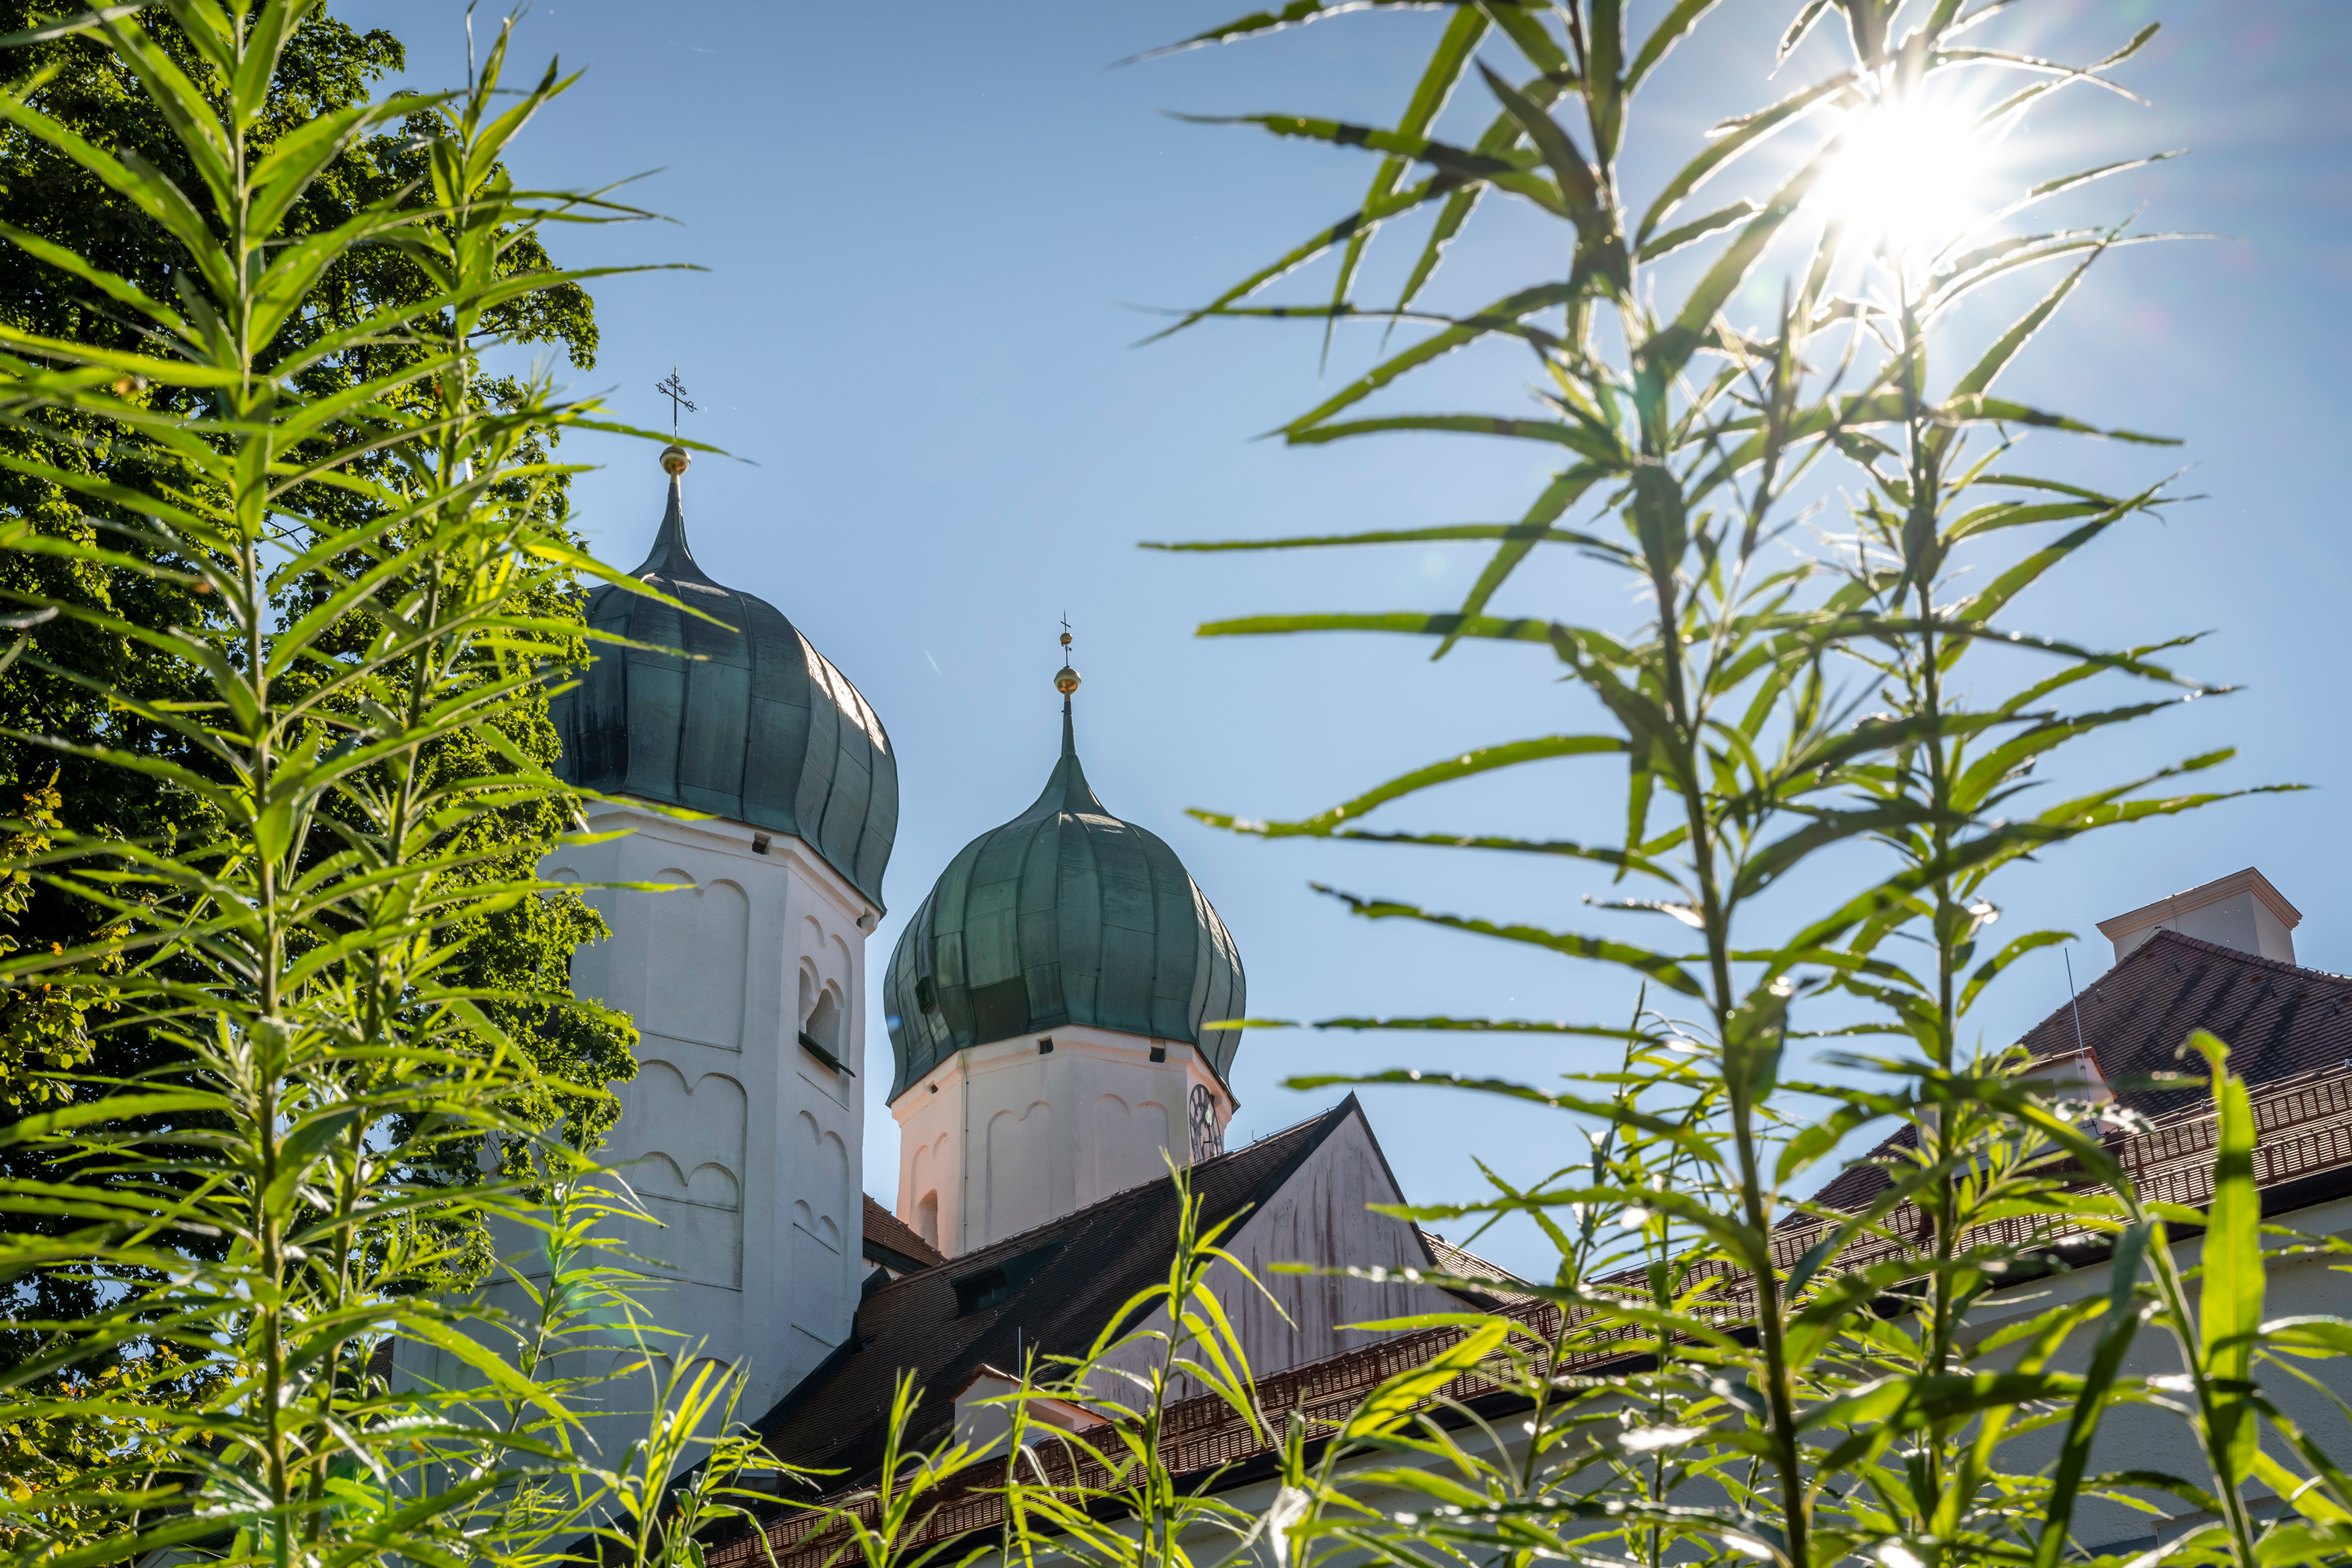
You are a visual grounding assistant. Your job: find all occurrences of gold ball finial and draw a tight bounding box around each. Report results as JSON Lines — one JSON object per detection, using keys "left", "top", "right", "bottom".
{"left": 1055, "top": 664, "right": 1081, "bottom": 696}
{"left": 660, "top": 444, "right": 690, "bottom": 476}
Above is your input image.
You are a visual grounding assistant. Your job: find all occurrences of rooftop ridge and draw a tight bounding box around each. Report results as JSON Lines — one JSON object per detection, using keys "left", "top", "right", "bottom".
{"left": 2126, "top": 926, "right": 2352, "bottom": 985}
{"left": 861, "top": 1194, "right": 946, "bottom": 1274}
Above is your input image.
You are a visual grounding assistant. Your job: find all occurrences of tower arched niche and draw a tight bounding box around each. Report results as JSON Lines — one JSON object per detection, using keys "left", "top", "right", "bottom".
{"left": 613, "top": 1064, "right": 746, "bottom": 1289}
{"left": 985, "top": 1100, "right": 1054, "bottom": 1245}
{"left": 649, "top": 871, "right": 748, "bottom": 1051}
{"left": 787, "top": 1108, "right": 852, "bottom": 1360}
{"left": 1092, "top": 1093, "right": 1175, "bottom": 1203}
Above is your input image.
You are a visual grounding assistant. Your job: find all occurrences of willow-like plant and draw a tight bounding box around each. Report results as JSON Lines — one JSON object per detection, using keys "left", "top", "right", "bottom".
{"left": 1144, "top": 3, "right": 2345, "bottom": 1567}
{"left": 998, "top": 1166, "right": 1278, "bottom": 1568}
{"left": 766, "top": 1168, "right": 1281, "bottom": 1568}
{"left": 0, "top": 3, "right": 727, "bottom": 1562}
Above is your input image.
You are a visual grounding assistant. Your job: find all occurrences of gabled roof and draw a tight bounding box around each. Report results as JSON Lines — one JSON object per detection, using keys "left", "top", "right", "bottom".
{"left": 2017, "top": 928, "right": 2352, "bottom": 1115}
{"left": 1809, "top": 928, "right": 2352, "bottom": 1217}
{"left": 752, "top": 1098, "right": 1363, "bottom": 1481}
{"left": 861, "top": 1194, "right": 945, "bottom": 1274}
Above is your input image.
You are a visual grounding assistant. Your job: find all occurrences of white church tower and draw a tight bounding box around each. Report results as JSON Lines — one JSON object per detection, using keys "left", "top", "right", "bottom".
{"left": 882, "top": 640, "right": 1245, "bottom": 1256}
{"left": 537, "top": 444, "right": 898, "bottom": 1416}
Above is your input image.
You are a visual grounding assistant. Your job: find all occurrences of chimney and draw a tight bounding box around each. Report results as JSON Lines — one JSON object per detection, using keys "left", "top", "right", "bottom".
{"left": 2094, "top": 867, "right": 2301, "bottom": 967}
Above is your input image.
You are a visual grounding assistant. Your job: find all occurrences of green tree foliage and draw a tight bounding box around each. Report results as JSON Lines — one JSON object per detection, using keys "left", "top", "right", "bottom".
{"left": 0, "top": 775, "right": 127, "bottom": 1100}
{"left": 0, "top": 3, "right": 707, "bottom": 1556}
{"left": 0, "top": 0, "right": 633, "bottom": 1374}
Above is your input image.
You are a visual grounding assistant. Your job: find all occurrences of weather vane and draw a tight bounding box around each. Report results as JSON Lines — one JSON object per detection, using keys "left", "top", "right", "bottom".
{"left": 655, "top": 367, "right": 697, "bottom": 438}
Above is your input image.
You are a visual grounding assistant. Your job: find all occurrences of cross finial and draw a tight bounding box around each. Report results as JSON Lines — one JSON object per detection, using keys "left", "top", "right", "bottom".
{"left": 655, "top": 367, "right": 698, "bottom": 438}
{"left": 1054, "top": 615, "right": 1080, "bottom": 697}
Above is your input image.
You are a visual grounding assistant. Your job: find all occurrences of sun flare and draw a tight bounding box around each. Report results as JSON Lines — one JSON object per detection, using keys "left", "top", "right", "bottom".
{"left": 1810, "top": 97, "right": 1993, "bottom": 260}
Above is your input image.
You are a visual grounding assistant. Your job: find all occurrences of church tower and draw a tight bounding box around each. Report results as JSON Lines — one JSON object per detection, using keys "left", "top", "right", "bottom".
{"left": 543, "top": 444, "right": 897, "bottom": 1410}
{"left": 882, "top": 640, "right": 1245, "bottom": 1256}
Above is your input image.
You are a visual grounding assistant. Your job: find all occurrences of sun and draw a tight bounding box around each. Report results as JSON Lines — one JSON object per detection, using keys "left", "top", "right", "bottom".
{"left": 1810, "top": 96, "right": 1994, "bottom": 262}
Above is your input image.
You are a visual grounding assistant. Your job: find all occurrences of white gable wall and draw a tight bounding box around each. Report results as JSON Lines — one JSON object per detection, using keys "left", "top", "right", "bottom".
{"left": 1083, "top": 1106, "right": 1446, "bottom": 1404}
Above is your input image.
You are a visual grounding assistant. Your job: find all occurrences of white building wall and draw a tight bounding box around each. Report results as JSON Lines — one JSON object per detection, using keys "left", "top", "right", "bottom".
{"left": 1215, "top": 1112, "right": 1435, "bottom": 1374}
{"left": 891, "top": 1024, "right": 1232, "bottom": 1257}
{"left": 394, "top": 801, "right": 874, "bottom": 1466}
{"left": 1966, "top": 1192, "right": 2352, "bottom": 1552}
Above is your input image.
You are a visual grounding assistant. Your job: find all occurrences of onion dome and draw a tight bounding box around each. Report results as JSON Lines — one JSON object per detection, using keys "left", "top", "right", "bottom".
{"left": 882, "top": 669, "right": 1245, "bottom": 1103}
{"left": 552, "top": 447, "right": 897, "bottom": 909}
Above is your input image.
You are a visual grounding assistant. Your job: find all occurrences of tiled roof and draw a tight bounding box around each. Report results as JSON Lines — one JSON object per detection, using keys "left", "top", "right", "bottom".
{"left": 1806, "top": 1124, "right": 1920, "bottom": 1217}
{"left": 752, "top": 1100, "right": 1361, "bottom": 1482}
{"left": 861, "top": 1194, "right": 946, "bottom": 1272}
{"left": 1809, "top": 929, "right": 2352, "bottom": 1218}
{"left": 2019, "top": 929, "right": 2352, "bottom": 1114}
{"left": 1419, "top": 1230, "right": 1546, "bottom": 1310}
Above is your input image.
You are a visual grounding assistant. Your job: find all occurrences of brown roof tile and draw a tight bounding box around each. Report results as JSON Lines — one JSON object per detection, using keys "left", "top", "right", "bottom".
{"left": 861, "top": 1194, "right": 946, "bottom": 1273}
{"left": 1419, "top": 1230, "right": 1545, "bottom": 1310}
{"left": 1809, "top": 929, "right": 2352, "bottom": 1218}
{"left": 2021, "top": 929, "right": 2352, "bottom": 1115}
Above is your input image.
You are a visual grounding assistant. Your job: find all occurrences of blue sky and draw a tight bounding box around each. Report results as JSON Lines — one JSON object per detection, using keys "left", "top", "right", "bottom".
{"left": 353, "top": 0, "right": 2350, "bottom": 1277}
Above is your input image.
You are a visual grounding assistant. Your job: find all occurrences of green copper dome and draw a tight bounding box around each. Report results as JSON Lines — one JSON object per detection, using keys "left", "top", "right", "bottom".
{"left": 551, "top": 463, "right": 897, "bottom": 909}
{"left": 882, "top": 698, "right": 1245, "bottom": 1104}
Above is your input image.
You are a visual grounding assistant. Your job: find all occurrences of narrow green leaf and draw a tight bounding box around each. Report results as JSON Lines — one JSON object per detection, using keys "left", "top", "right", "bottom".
{"left": 1438, "top": 463, "right": 1615, "bottom": 652}
{"left": 1626, "top": 0, "right": 1720, "bottom": 90}
{"left": 1323, "top": 5, "right": 1488, "bottom": 363}
{"left": 1634, "top": 72, "right": 1852, "bottom": 247}
{"left": 1960, "top": 930, "right": 2073, "bottom": 1016}
{"left": 1342, "top": 1319, "right": 1511, "bottom": 1438}
{"left": 1638, "top": 199, "right": 1759, "bottom": 261}
{"left": 2196, "top": 1029, "right": 2262, "bottom": 1487}
{"left": 1131, "top": 0, "right": 1423, "bottom": 60}
{"left": 2034, "top": 1222, "right": 2152, "bottom": 1568}
{"left": 1315, "top": 884, "right": 1707, "bottom": 997}
{"left": 1195, "top": 734, "right": 1624, "bottom": 837}
{"left": 1142, "top": 522, "right": 1628, "bottom": 557}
